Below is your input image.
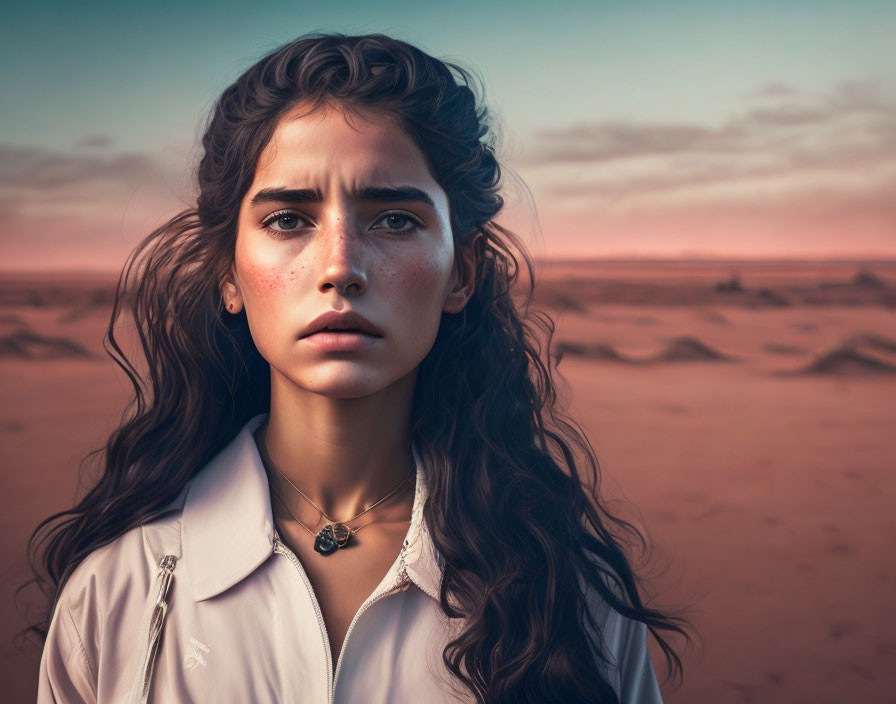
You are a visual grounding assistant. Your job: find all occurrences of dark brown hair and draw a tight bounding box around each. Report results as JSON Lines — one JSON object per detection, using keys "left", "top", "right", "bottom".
{"left": 24, "top": 32, "right": 693, "bottom": 702}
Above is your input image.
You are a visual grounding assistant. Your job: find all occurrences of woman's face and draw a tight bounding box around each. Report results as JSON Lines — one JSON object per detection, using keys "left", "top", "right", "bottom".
{"left": 227, "top": 101, "right": 475, "bottom": 399}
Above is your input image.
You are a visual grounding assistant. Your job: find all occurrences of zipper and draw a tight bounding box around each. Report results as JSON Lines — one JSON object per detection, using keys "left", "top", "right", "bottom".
{"left": 273, "top": 537, "right": 335, "bottom": 703}
{"left": 273, "top": 535, "right": 411, "bottom": 704}
{"left": 331, "top": 538, "right": 411, "bottom": 695}
{"left": 131, "top": 554, "right": 177, "bottom": 704}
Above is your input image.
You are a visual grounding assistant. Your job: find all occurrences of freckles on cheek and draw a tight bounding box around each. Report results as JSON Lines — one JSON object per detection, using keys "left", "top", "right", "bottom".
{"left": 396, "top": 260, "right": 444, "bottom": 296}
{"left": 392, "top": 255, "right": 452, "bottom": 320}
{"left": 242, "top": 260, "right": 295, "bottom": 300}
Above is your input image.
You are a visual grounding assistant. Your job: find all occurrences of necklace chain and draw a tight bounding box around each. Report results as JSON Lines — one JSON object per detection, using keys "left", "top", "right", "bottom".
{"left": 272, "top": 449, "right": 414, "bottom": 524}
{"left": 269, "top": 482, "right": 380, "bottom": 538}
{"left": 258, "top": 429, "right": 415, "bottom": 540}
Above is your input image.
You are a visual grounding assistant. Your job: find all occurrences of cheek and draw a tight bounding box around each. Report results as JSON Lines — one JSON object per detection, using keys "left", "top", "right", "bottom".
{"left": 387, "top": 251, "right": 452, "bottom": 318}
{"left": 236, "top": 243, "right": 298, "bottom": 302}
{"left": 398, "top": 261, "right": 442, "bottom": 290}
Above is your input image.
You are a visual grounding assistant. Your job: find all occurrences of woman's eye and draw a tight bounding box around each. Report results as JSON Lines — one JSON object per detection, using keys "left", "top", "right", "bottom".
{"left": 261, "top": 211, "right": 305, "bottom": 235}
{"left": 374, "top": 212, "right": 422, "bottom": 234}
{"left": 261, "top": 210, "right": 422, "bottom": 238}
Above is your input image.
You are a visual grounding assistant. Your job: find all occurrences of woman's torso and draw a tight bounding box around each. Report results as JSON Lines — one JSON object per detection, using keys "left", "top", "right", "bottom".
{"left": 37, "top": 413, "right": 660, "bottom": 703}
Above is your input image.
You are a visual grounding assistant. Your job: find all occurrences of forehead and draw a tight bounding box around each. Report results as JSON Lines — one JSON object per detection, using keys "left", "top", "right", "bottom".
{"left": 251, "top": 101, "right": 438, "bottom": 189}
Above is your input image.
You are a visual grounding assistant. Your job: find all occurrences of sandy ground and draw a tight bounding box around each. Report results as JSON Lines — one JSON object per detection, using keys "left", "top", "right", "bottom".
{"left": 2, "top": 260, "right": 895, "bottom": 703}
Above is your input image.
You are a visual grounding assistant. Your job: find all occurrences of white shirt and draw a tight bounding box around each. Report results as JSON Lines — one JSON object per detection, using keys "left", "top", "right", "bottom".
{"left": 37, "top": 412, "right": 663, "bottom": 703}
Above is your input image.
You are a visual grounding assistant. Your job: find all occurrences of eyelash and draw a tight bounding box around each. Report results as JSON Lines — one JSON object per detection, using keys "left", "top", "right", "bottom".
{"left": 260, "top": 209, "right": 424, "bottom": 238}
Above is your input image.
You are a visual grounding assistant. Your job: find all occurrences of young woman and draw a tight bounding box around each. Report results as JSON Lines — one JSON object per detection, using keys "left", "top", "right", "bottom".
{"left": 28, "top": 32, "right": 691, "bottom": 703}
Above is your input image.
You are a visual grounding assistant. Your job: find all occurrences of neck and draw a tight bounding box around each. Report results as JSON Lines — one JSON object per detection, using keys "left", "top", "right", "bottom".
{"left": 256, "top": 368, "right": 417, "bottom": 523}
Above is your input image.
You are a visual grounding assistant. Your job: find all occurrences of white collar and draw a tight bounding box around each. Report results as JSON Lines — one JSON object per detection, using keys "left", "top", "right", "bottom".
{"left": 177, "top": 413, "right": 442, "bottom": 603}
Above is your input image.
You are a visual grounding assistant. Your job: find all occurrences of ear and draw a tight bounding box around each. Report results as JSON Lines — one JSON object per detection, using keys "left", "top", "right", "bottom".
{"left": 219, "top": 262, "right": 244, "bottom": 314}
{"left": 442, "top": 232, "right": 481, "bottom": 314}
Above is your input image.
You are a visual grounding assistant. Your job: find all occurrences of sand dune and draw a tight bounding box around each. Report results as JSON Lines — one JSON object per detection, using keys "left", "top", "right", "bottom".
{"left": 798, "top": 346, "right": 896, "bottom": 375}
{"left": 649, "top": 336, "right": 733, "bottom": 362}
{"left": 753, "top": 287, "right": 790, "bottom": 307}
{"left": 0, "top": 328, "right": 96, "bottom": 360}
{"left": 0, "top": 313, "right": 27, "bottom": 328}
{"left": 0, "top": 280, "right": 115, "bottom": 309}
{"left": 843, "top": 332, "right": 896, "bottom": 355}
{"left": 552, "top": 340, "right": 631, "bottom": 364}
{"left": 819, "top": 269, "right": 888, "bottom": 290}
{"left": 553, "top": 335, "right": 733, "bottom": 365}
{"left": 531, "top": 290, "right": 589, "bottom": 313}
{"left": 553, "top": 327, "right": 896, "bottom": 376}
{"left": 791, "top": 332, "right": 896, "bottom": 376}
{"left": 531, "top": 261, "right": 896, "bottom": 308}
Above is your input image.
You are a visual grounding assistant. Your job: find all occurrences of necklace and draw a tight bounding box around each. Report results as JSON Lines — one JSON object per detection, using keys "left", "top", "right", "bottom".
{"left": 258, "top": 432, "right": 415, "bottom": 556}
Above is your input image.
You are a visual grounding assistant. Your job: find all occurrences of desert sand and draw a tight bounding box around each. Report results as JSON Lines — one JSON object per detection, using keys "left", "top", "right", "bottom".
{"left": 2, "top": 259, "right": 895, "bottom": 703}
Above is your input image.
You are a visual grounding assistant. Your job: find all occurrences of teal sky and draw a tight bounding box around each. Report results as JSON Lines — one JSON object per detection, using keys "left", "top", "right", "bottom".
{"left": 2, "top": 0, "right": 895, "bottom": 269}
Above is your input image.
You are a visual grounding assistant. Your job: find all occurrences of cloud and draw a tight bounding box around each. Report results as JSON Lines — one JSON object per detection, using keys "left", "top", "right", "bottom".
{"left": 515, "top": 80, "right": 896, "bottom": 217}
{"left": 0, "top": 143, "right": 157, "bottom": 191}
{"left": 74, "top": 134, "right": 115, "bottom": 149}
{"left": 750, "top": 81, "right": 801, "bottom": 99}
{"left": 0, "top": 142, "right": 195, "bottom": 270}
{"left": 524, "top": 80, "right": 894, "bottom": 165}
{"left": 499, "top": 80, "right": 896, "bottom": 257}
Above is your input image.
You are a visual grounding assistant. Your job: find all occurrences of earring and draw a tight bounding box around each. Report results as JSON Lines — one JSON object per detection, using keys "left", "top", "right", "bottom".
{"left": 227, "top": 302, "right": 235, "bottom": 312}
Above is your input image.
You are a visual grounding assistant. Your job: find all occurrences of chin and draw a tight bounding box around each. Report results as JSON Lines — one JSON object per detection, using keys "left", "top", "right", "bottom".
{"left": 297, "top": 371, "right": 398, "bottom": 399}
{"left": 304, "top": 364, "right": 420, "bottom": 400}
{"left": 313, "top": 385, "right": 383, "bottom": 400}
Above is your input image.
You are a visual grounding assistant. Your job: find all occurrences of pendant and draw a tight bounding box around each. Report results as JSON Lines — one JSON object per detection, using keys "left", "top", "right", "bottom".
{"left": 313, "top": 523, "right": 352, "bottom": 556}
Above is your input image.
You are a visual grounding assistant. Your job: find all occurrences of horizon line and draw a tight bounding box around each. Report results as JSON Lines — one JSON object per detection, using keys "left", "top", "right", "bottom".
{"left": 3, "top": 254, "right": 896, "bottom": 278}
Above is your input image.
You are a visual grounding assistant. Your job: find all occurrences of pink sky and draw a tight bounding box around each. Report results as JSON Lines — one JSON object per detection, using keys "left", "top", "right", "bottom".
{"left": 2, "top": 82, "right": 894, "bottom": 271}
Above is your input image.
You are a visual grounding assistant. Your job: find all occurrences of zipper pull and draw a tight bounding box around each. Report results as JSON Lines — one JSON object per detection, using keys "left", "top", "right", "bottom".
{"left": 155, "top": 555, "right": 177, "bottom": 604}
{"left": 135, "top": 555, "right": 178, "bottom": 704}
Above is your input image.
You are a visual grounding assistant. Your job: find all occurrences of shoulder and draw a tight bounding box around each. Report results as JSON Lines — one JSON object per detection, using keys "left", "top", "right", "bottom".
{"left": 59, "top": 488, "right": 189, "bottom": 623}
{"left": 38, "top": 522, "right": 154, "bottom": 704}
{"left": 54, "top": 516, "right": 181, "bottom": 640}
{"left": 38, "top": 491, "right": 190, "bottom": 703}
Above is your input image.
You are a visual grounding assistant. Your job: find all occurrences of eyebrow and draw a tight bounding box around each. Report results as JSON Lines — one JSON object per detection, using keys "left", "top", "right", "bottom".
{"left": 249, "top": 185, "right": 436, "bottom": 209}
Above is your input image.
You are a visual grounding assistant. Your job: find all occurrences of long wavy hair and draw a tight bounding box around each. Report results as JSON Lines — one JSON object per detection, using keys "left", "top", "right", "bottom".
{"left": 23, "top": 32, "right": 693, "bottom": 703}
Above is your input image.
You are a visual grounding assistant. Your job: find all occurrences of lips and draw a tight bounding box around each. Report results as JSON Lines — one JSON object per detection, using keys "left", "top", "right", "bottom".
{"left": 300, "top": 310, "right": 383, "bottom": 338}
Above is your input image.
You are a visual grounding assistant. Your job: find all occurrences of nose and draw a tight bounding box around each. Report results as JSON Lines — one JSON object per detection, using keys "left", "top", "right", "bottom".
{"left": 315, "top": 215, "right": 368, "bottom": 296}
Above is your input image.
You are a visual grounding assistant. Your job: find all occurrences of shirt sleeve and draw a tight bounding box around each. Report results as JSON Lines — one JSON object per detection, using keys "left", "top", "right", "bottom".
{"left": 36, "top": 594, "right": 98, "bottom": 704}
{"left": 616, "top": 617, "right": 664, "bottom": 704}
